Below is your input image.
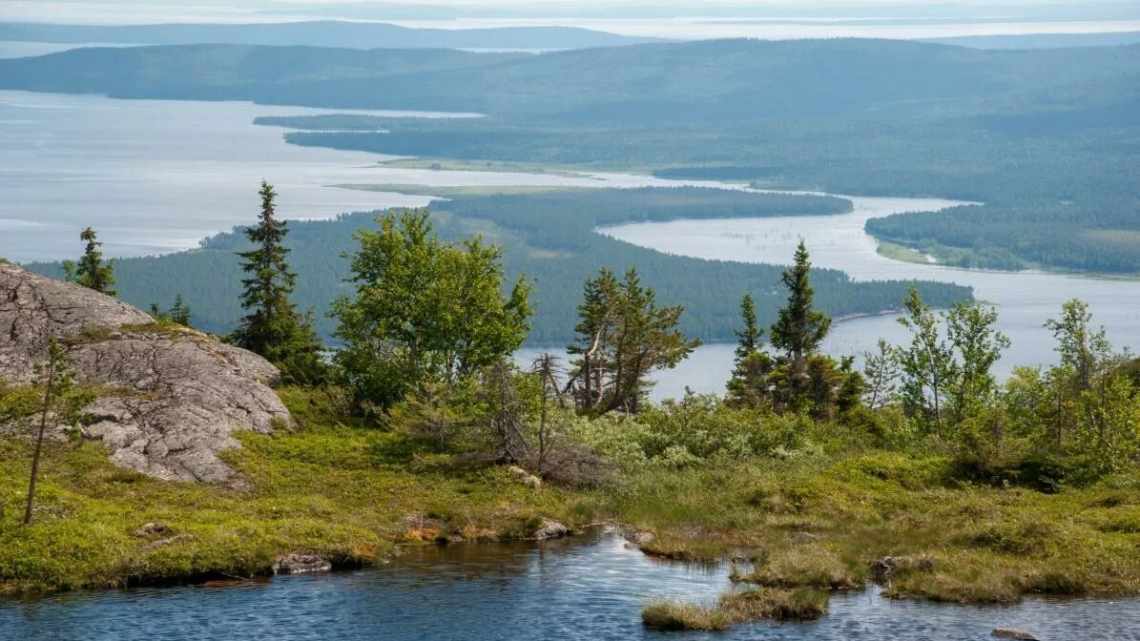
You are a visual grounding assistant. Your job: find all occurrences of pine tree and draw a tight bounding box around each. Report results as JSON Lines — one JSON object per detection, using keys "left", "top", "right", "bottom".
{"left": 567, "top": 269, "right": 619, "bottom": 410}
{"left": 169, "top": 294, "right": 192, "bottom": 326}
{"left": 734, "top": 294, "right": 763, "bottom": 364}
{"left": 770, "top": 241, "right": 831, "bottom": 371}
{"left": 726, "top": 293, "right": 774, "bottom": 408}
{"left": 68, "top": 227, "right": 116, "bottom": 296}
{"left": 565, "top": 268, "right": 698, "bottom": 415}
{"left": 231, "top": 181, "right": 326, "bottom": 385}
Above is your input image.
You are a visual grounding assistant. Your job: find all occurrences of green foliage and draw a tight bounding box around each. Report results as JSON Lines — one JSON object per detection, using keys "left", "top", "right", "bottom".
{"left": 333, "top": 209, "right": 531, "bottom": 412}
{"left": 727, "top": 244, "right": 862, "bottom": 420}
{"left": 229, "top": 182, "right": 328, "bottom": 385}
{"left": 895, "top": 288, "right": 956, "bottom": 432}
{"left": 149, "top": 294, "right": 192, "bottom": 327}
{"left": 565, "top": 268, "right": 699, "bottom": 415}
{"left": 770, "top": 241, "right": 831, "bottom": 368}
{"left": 64, "top": 227, "right": 115, "bottom": 296}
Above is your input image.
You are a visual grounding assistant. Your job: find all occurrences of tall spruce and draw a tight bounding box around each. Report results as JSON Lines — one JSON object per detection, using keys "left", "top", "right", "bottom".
{"left": 66, "top": 227, "right": 116, "bottom": 296}
{"left": 734, "top": 294, "right": 763, "bottom": 364}
{"left": 231, "top": 181, "right": 326, "bottom": 384}
{"left": 726, "top": 293, "right": 775, "bottom": 408}
{"left": 770, "top": 241, "right": 831, "bottom": 371}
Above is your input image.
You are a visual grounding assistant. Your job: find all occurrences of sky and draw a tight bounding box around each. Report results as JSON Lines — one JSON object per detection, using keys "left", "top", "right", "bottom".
{"left": 4, "top": 0, "right": 1140, "bottom": 25}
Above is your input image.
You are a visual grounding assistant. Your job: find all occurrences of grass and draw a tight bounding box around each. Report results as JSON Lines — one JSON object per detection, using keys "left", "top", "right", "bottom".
{"left": 2, "top": 388, "right": 1139, "bottom": 605}
{"left": 643, "top": 588, "right": 828, "bottom": 632}
{"left": 875, "top": 240, "right": 935, "bottom": 265}
{"left": 0, "top": 388, "right": 591, "bottom": 594}
{"left": 611, "top": 453, "right": 1140, "bottom": 605}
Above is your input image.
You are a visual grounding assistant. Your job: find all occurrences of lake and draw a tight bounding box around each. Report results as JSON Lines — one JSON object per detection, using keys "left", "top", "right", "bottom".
{"left": 3, "top": 531, "right": 1137, "bottom": 641}
{"left": 0, "top": 90, "right": 712, "bottom": 263}
{"left": 4, "top": 89, "right": 1139, "bottom": 400}
{"left": 602, "top": 195, "right": 1140, "bottom": 394}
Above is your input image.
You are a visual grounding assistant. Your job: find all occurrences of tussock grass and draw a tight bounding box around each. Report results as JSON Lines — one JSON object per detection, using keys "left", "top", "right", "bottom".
{"left": 643, "top": 588, "right": 828, "bottom": 632}
{"left": 642, "top": 601, "right": 732, "bottom": 631}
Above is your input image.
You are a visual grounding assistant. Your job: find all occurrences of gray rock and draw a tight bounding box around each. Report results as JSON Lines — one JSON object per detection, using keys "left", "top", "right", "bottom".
{"left": 0, "top": 264, "right": 290, "bottom": 484}
{"left": 133, "top": 522, "right": 171, "bottom": 538}
{"left": 625, "top": 530, "right": 656, "bottom": 546}
{"left": 993, "top": 628, "right": 1039, "bottom": 640}
{"left": 273, "top": 553, "right": 332, "bottom": 575}
{"left": 507, "top": 464, "right": 543, "bottom": 489}
{"left": 142, "top": 533, "right": 195, "bottom": 551}
{"left": 532, "top": 518, "right": 570, "bottom": 540}
{"left": 870, "top": 555, "right": 936, "bottom": 582}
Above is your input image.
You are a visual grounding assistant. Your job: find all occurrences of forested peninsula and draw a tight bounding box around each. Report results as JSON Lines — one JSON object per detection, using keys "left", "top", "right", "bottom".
{"left": 26, "top": 188, "right": 972, "bottom": 344}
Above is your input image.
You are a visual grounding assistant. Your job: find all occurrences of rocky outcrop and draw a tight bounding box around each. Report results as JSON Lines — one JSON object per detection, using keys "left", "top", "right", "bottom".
{"left": 0, "top": 263, "right": 290, "bottom": 484}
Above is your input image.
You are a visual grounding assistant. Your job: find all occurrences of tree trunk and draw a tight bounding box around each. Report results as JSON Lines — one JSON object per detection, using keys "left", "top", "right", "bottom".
{"left": 24, "top": 352, "right": 57, "bottom": 526}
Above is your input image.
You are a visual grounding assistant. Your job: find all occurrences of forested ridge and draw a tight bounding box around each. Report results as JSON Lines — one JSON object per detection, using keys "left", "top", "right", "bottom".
{"left": 26, "top": 188, "right": 971, "bottom": 344}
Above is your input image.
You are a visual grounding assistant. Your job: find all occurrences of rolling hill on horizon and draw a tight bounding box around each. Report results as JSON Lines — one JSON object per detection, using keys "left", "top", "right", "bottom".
{"left": 0, "top": 20, "right": 663, "bottom": 51}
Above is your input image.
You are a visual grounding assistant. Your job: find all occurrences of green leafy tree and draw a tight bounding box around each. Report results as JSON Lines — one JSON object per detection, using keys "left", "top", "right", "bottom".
{"left": 863, "top": 339, "right": 900, "bottom": 409}
{"left": 230, "top": 182, "right": 327, "bottom": 385}
{"left": 945, "top": 302, "right": 1009, "bottom": 422}
{"left": 896, "top": 288, "right": 955, "bottom": 431}
{"left": 333, "top": 209, "right": 531, "bottom": 411}
{"left": 770, "top": 241, "right": 831, "bottom": 375}
{"left": 64, "top": 227, "right": 116, "bottom": 296}
{"left": 566, "top": 268, "right": 699, "bottom": 415}
{"left": 1045, "top": 299, "right": 1112, "bottom": 392}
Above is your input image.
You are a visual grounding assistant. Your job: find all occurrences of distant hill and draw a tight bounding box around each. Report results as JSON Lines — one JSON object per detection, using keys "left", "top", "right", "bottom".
{"left": 0, "top": 20, "right": 662, "bottom": 51}
{"left": 927, "top": 31, "right": 1140, "bottom": 49}
{"left": 3, "top": 38, "right": 1138, "bottom": 124}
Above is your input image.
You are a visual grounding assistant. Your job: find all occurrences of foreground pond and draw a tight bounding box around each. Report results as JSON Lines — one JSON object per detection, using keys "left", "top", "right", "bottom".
{"left": 3, "top": 532, "right": 1136, "bottom": 640}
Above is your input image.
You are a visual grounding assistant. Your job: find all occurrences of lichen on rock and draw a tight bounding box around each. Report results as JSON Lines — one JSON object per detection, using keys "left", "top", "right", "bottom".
{"left": 0, "top": 263, "right": 290, "bottom": 485}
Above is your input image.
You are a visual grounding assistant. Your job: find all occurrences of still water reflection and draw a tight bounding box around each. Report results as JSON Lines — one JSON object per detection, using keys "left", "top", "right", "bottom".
{"left": 3, "top": 532, "right": 1136, "bottom": 641}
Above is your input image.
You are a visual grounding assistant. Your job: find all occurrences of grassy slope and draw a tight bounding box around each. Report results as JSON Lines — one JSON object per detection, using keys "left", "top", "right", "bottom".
{"left": 2, "top": 388, "right": 1138, "bottom": 601}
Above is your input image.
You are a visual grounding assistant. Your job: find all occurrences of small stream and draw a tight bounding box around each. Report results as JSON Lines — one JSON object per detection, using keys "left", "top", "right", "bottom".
{"left": 3, "top": 532, "right": 1137, "bottom": 640}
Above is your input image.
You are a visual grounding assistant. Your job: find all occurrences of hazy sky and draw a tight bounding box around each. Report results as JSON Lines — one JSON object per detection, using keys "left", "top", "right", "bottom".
{"left": 5, "top": 0, "right": 1140, "bottom": 25}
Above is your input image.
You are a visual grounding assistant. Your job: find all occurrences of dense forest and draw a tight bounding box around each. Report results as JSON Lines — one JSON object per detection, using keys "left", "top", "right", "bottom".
{"left": 867, "top": 197, "right": 1140, "bottom": 273}
{"left": 27, "top": 188, "right": 971, "bottom": 345}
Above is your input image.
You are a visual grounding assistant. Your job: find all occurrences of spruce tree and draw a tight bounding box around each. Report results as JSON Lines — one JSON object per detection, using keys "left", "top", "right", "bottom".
{"left": 231, "top": 181, "right": 326, "bottom": 384}
{"left": 770, "top": 241, "right": 831, "bottom": 370}
{"left": 734, "top": 294, "right": 763, "bottom": 363}
{"left": 169, "top": 294, "right": 192, "bottom": 326}
{"left": 726, "top": 293, "right": 775, "bottom": 407}
{"left": 68, "top": 227, "right": 116, "bottom": 296}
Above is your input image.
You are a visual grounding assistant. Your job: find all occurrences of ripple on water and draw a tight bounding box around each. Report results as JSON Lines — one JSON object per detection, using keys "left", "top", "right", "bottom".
{"left": 2, "top": 533, "right": 1138, "bottom": 641}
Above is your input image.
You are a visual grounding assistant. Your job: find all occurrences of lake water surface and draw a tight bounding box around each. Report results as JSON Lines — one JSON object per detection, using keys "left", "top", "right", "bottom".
{"left": 4, "top": 89, "right": 1139, "bottom": 399}
{"left": 3, "top": 531, "right": 1137, "bottom": 641}
{"left": 602, "top": 195, "right": 1140, "bottom": 394}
